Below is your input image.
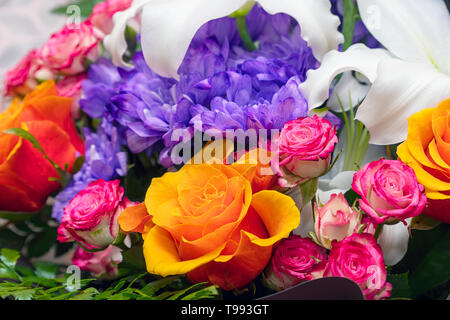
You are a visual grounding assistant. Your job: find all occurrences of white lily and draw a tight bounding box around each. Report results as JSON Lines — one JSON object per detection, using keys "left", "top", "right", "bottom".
{"left": 299, "top": 0, "right": 450, "bottom": 145}
{"left": 104, "top": 0, "right": 344, "bottom": 79}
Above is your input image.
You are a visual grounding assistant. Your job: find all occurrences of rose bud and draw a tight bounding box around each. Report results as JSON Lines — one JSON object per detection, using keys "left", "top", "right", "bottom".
{"left": 72, "top": 245, "right": 122, "bottom": 279}
{"left": 352, "top": 159, "right": 427, "bottom": 224}
{"left": 265, "top": 235, "right": 328, "bottom": 291}
{"left": 57, "top": 179, "right": 135, "bottom": 249}
{"left": 275, "top": 115, "right": 338, "bottom": 188}
{"left": 325, "top": 233, "right": 392, "bottom": 300}
{"left": 314, "top": 193, "right": 361, "bottom": 249}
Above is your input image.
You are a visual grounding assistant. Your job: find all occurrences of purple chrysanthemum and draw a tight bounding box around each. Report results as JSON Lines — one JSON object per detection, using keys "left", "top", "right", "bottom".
{"left": 52, "top": 120, "right": 127, "bottom": 222}
{"left": 79, "top": 4, "right": 339, "bottom": 168}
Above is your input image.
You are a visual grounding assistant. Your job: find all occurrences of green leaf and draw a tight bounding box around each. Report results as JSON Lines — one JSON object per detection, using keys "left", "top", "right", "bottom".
{"left": 33, "top": 262, "right": 59, "bottom": 279}
{"left": 68, "top": 287, "right": 100, "bottom": 300}
{"left": 72, "top": 155, "right": 85, "bottom": 175}
{"left": 392, "top": 224, "right": 450, "bottom": 297}
{"left": 0, "top": 211, "right": 36, "bottom": 222}
{"left": 0, "top": 229, "right": 26, "bottom": 251}
{"left": 410, "top": 214, "right": 440, "bottom": 231}
{"left": 387, "top": 273, "right": 411, "bottom": 299}
{"left": 140, "top": 276, "right": 179, "bottom": 297}
{"left": 181, "top": 285, "right": 220, "bottom": 300}
{"left": 299, "top": 178, "right": 319, "bottom": 209}
{"left": 0, "top": 248, "right": 20, "bottom": 270}
{"left": 26, "top": 228, "right": 58, "bottom": 258}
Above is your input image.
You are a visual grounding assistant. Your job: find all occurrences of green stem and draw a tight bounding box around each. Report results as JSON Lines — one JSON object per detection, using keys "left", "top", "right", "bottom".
{"left": 342, "top": 0, "right": 357, "bottom": 51}
{"left": 235, "top": 16, "right": 256, "bottom": 51}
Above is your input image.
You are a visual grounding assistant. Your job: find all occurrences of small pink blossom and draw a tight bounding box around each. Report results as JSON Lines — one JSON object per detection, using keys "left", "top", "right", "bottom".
{"left": 38, "top": 21, "right": 103, "bottom": 75}
{"left": 72, "top": 245, "right": 122, "bottom": 278}
{"left": 275, "top": 115, "right": 338, "bottom": 188}
{"left": 314, "top": 193, "right": 361, "bottom": 249}
{"left": 57, "top": 179, "right": 135, "bottom": 249}
{"left": 265, "top": 235, "right": 328, "bottom": 291}
{"left": 56, "top": 74, "right": 87, "bottom": 118}
{"left": 352, "top": 159, "right": 427, "bottom": 224}
{"left": 88, "top": 0, "right": 133, "bottom": 34}
{"left": 325, "top": 233, "right": 391, "bottom": 300}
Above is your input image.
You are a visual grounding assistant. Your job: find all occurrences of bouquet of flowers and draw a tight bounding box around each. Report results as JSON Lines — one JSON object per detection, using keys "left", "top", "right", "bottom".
{"left": 0, "top": 0, "right": 449, "bottom": 301}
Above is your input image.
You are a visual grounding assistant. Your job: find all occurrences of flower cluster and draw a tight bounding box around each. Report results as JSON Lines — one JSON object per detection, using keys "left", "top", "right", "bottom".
{"left": 0, "top": 0, "right": 445, "bottom": 302}
{"left": 3, "top": 0, "right": 132, "bottom": 98}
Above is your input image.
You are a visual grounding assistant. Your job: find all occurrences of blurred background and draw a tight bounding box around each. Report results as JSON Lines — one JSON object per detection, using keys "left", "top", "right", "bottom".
{"left": 0, "top": 0, "right": 68, "bottom": 80}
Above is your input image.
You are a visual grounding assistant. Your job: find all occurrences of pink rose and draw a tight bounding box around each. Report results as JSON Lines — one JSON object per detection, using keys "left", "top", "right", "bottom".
{"left": 57, "top": 179, "right": 134, "bottom": 249}
{"left": 352, "top": 159, "right": 427, "bottom": 224}
{"left": 88, "top": 0, "right": 133, "bottom": 34}
{"left": 275, "top": 115, "right": 338, "bottom": 187}
{"left": 73, "top": 245, "right": 122, "bottom": 278}
{"left": 325, "top": 233, "right": 392, "bottom": 300}
{"left": 4, "top": 50, "right": 40, "bottom": 96}
{"left": 56, "top": 74, "right": 87, "bottom": 118}
{"left": 265, "top": 236, "right": 328, "bottom": 291}
{"left": 314, "top": 193, "right": 361, "bottom": 249}
{"left": 38, "top": 21, "right": 103, "bottom": 75}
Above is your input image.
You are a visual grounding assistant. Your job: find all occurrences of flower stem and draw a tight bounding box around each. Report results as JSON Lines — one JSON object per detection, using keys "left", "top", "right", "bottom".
{"left": 235, "top": 15, "right": 256, "bottom": 52}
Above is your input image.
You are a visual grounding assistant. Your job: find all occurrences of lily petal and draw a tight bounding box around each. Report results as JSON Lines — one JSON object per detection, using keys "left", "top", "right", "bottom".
{"left": 356, "top": 0, "right": 450, "bottom": 75}
{"left": 327, "top": 72, "right": 371, "bottom": 112}
{"left": 378, "top": 218, "right": 412, "bottom": 266}
{"left": 355, "top": 58, "right": 450, "bottom": 145}
{"left": 103, "top": 0, "right": 150, "bottom": 67}
{"left": 139, "top": 0, "right": 343, "bottom": 79}
{"left": 299, "top": 44, "right": 391, "bottom": 110}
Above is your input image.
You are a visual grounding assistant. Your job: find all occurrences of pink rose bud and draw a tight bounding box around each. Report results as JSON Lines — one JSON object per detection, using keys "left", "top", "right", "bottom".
{"left": 265, "top": 236, "right": 328, "bottom": 291}
{"left": 325, "top": 233, "right": 392, "bottom": 300}
{"left": 314, "top": 193, "right": 362, "bottom": 249}
{"left": 38, "top": 21, "right": 103, "bottom": 76}
{"left": 72, "top": 245, "right": 122, "bottom": 278}
{"left": 4, "top": 50, "right": 41, "bottom": 96}
{"left": 352, "top": 158, "right": 427, "bottom": 224}
{"left": 275, "top": 115, "right": 338, "bottom": 188}
{"left": 88, "top": 0, "right": 133, "bottom": 34}
{"left": 57, "top": 179, "right": 135, "bottom": 249}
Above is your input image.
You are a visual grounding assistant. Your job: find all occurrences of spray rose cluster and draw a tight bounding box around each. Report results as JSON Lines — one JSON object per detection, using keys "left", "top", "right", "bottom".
{"left": 3, "top": 0, "right": 132, "bottom": 100}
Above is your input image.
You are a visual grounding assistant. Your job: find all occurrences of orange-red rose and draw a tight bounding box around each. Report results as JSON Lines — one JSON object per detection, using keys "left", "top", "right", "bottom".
{"left": 0, "top": 81, "right": 84, "bottom": 212}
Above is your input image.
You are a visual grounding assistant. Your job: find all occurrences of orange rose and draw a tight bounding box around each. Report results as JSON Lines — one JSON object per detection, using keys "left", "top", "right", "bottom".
{"left": 0, "top": 81, "right": 84, "bottom": 212}
{"left": 119, "top": 162, "right": 300, "bottom": 290}
{"left": 397, "top": 98, "right": 450, "bottom": 223}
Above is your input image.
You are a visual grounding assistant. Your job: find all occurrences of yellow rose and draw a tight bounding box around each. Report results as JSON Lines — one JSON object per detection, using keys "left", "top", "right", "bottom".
{"left": 397, "top": 98, "right": 450, "bottom": 223}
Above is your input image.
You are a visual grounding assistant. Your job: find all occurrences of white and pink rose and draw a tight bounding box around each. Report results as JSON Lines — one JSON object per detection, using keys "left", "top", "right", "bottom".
{"left": 72, "top": 245, "right": 123, "bottom": 278}
{"left": 265, "top": 235, "right": 328, "bottom": 291}
{"left": 57, "top": 179, "right": 135, "bottom": 249}
{"left": 314, "top": 193, "right": 362, "bottom": 249}
{"left": 37, "top": 21, "right": 103, "bottom": 76}
{"left": 88, "top": 0, "right": 134, "bottom": 34}
{"left": 352, "top": 159, "right": 427, "bottom": 224}
{"left": 275, "top": 115, "right": 338, "bottom": 188}
{"left": 325, "top": 233, "right": 392, "bottom": 300}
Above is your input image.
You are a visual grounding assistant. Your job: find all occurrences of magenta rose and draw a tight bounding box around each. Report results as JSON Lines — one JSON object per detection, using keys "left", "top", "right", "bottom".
{"left": 265, "top": 235, "right": 328, "bottom": 291}
{"left": 352, "top": 158, "right": 427, "bottom": 224}
{"left": 72, "top": 245, "right": 122, "bottom": 278}
{"left": 88, "top": 0, "right": 133, "bottom": 34}
{"left": 314, "top": 193, "right": 362, "bottom": 249}
{"left": 275, "top": 115, "right": 338, "bottom": 188}
{"left": 3, "top": 50, "right": 41, "bottom": 96}
{"left": 57, "top": 179, "right": 134, "bottom": 249}
{"left": 38, "top": 21, "right": 102, "bottom": 75}
{"left": 325, "top": 233, "right": 392, "bottom": 300}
